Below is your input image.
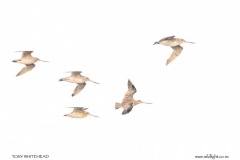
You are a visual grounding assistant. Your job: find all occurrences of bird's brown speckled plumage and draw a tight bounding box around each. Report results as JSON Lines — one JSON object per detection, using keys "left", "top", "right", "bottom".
{"left": 12, "top": 51, "right": 48, "bottom": 76}
{"left": 153, "top": 36, "right": 194, "bottom": 65}
{"left": 115, "top": 80, "right": 152, "bottom": 115}
{"left": 64, "top": 107, "right": 99, "bottom": 118}
{"left": 59, "top": 71, "right": 99, "bottom": 97}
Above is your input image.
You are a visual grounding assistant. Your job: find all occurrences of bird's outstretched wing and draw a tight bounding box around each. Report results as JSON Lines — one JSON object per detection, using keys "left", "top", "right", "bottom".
{"left": 166, "top": 45, "right": 183, "bottom": 65}
{"left": 124, "top": 79, "right": 137, "bottom": 98}
{"left": 16, "top": 64, "right": 35, "bottom": 76}
{"left": 160, "top": 35, "right": 175, "bottom": 42}
{"left": 122, "top": 103, "right": 133, "bottom": 115}
{"left": 72, "top": 107, "right": 85, "bottom": 112}
{"left": 71, "top": 83, "right": 86, "bottom": 97}
{"left": 69, "top": 71, "right": 82, "bottom": 78}
{"left": 17, "top": 51, "right": 33, "bottom": 58}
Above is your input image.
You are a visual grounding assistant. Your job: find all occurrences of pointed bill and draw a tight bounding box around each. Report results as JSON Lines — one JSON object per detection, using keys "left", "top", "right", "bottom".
{"left": 88, "top": 79, "right": 100, "bottom": 84}
{"left": 142, "top": 101, "right": 152, "bottom": 104}
{"left": 38, "top": 59, "right": 49, "bottom": 62}
{"left": 184, "top": 40, "right": 195, "bottom": 44}
{"left": 89, "top": 113, "right": 99, "bottom": 118}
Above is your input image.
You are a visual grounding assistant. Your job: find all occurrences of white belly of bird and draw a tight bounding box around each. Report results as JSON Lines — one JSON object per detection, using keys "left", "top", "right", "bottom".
{"left": 72, "top": 112, "right": 87, "bottom": 118}
{"left": 160, "top": 40, "right": 181, "bottom": 47}
{"left": 68, "top": 77, "right": 86, "bottom": 84}
{"left": 20, "top": 58, "right": 36, "bottom": 65}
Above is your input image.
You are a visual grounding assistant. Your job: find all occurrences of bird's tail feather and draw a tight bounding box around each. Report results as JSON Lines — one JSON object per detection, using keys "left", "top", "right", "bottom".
{"left": 115, "top": 103, "right": 121, "bottom": 109}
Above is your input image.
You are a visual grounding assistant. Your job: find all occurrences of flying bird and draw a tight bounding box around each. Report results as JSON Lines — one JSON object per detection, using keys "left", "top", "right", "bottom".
{"left": 153, "top": 35, "right": 194, "bottom": 65}
{"left": 59, "top": 71, "right": 99, "bottom": 97}
{"left": 12, "top": 51, "right": 48, "bottom": 76}
{"left": 115, "top": 79, "right": 152, "bottom": 115}
{"left": 64, "top": 107, "right": 99, "bottom": 118}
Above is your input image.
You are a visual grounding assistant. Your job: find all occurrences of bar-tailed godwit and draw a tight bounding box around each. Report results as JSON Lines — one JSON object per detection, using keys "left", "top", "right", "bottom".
{"left": 64, "top": 107, "right": 99, "bottom": 118}
{"left": 12, "top": 51, "right": 48, "bottom": 76}
{"left": 153, "top": 36, "right": 194, "bottom": 65}
{"left": 115, "top": 80, "right": 152, "bottom": 115}
{"left": 59, "top": 71, "right": 99, "bottom": 97}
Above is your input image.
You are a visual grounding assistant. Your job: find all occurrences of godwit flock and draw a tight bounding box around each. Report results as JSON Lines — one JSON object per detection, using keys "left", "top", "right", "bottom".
{"left": 12, "top": 35, "right": 194, "bottom": 117}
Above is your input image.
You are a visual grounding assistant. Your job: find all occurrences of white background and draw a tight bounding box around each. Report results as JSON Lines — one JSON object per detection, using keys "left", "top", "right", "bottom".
{"left": 0, "top": 0, "right": 239, "bottom": 159}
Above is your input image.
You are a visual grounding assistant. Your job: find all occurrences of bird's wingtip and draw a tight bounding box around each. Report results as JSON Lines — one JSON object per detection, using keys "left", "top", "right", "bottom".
{"left": 15, "top": 51, "right": 33, "bottom": 53}
{"left": 66, "top": 71, "right": 82, "bottom": 73}
{"left": 122, "top": 110, "right": 128, "bottom": 115}
{"left": 166, "top": 61, "right": 170, "bottom": 65}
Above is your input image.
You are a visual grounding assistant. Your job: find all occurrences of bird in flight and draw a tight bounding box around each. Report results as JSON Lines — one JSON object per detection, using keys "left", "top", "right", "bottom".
{"left": 153, "top": 35, "right": 194, "bottom": 65}
{"left": 59, "top": 71, "right": 99, "bottom": 97}
{"left": 115, "top": 79, "right": 152, "bottom": 115}
{"left": 12, "top": 51, "right": 48, "bottom": 76}
{"left": 64, "top": 107, "right": 99, "bottom": 118}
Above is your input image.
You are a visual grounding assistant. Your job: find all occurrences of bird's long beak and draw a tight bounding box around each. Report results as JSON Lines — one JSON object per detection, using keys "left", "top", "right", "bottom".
{"left": 142, "top": 102, "right": 152, "bottom": 104}
{"left": 39, "top": 59, "right": 49, "bottom": 62}
{"left": 153, "top": 42, "right": 158, "bottom": 45}
{"left": 88, "top": 79, "right": 100, "bottom": 84}
{"left": 89, "top": 114, "right": 99, "bottom": 118}
{"left": 184, "top": 40, "right": 195, "bottom": 44}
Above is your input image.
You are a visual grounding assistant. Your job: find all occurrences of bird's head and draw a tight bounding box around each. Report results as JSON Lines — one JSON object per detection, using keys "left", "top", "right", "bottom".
{"left": 86, "top": 77, "right": 100, "bottom": 84}
{"left": 181, "top": 39, "right": 195, "bottom": 44}
{"left": 36, "top": 58, "right": 49, "bottom": 62}
{"left": 134, "top": 100, "right": 152, "bottom": 105}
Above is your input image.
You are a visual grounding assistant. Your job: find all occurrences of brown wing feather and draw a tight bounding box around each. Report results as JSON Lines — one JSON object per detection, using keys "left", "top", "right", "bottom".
{"left": 72, "top": 107, "right": 85, "bottom": 113}
{"left": 71, "top": 72, "right": 82, "bottom": 78}
{"left": 122, "top": 103, "right": 133, "bottom": 115}
{"left": 72, "top": 83, "right": 86, "bottom": 97}
{"left": 22, "top": 51, "right": 33, "bottom": 58}
{"left": 166, "top": 45, "right": 183, "bottom": 65}
{"left": 160, "top": 35, "right": 175, "bottom": 42}
{"left": 124, "top": 79, "right": 137, "bottom": 97}
{"left": 16, "top": 64, "right": 35, "bottom": 76}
